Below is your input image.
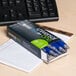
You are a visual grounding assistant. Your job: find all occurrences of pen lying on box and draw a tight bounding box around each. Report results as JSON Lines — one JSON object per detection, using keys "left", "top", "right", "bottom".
{"left": 40, "top": 26, "right": 73, "bottom": 37}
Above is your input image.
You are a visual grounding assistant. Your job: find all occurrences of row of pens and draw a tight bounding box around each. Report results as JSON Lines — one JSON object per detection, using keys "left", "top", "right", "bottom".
{"left": 43, "top": 39, "right": 69, "bottom": 57}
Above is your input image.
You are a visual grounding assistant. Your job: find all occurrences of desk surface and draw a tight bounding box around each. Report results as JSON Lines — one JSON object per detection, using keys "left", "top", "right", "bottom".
{"left": 0, "top": 0, "right": 76, "bottom": 76}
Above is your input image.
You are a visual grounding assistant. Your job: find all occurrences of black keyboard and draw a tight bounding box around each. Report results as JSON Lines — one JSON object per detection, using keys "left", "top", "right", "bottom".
{"left": 0, "top": 0, "right": 59, "bottom": 25}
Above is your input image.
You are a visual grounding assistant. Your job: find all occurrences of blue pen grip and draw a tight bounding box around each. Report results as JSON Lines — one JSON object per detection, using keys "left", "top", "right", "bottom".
{"left": 56, "top": 39, "right": 69, "bottom": 49}
{"left": 49, "top": 41, "right": 64, "bottom": 54}
{"left": 43, "top": 47, "right": 59, "bottom": 57}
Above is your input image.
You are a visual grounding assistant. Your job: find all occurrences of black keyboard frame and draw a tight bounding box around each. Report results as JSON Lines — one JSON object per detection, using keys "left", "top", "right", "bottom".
{"left": 0, "top": 0, "right": 59, "bottom": 25}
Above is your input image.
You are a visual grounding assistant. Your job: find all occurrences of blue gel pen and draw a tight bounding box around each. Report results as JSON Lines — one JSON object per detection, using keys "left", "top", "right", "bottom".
{"left": 49, "top": 41, "right": 66, "bottom": 53}
{"left": 43, "top": 47, "right": 59, "bottom": 57}
{"left": 56, "top": 39, "right": 69, "bottom": 49}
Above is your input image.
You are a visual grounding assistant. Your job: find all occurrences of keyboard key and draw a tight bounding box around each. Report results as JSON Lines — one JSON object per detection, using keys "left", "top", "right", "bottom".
{"left": 49, "top": 12, "right": 55, "bottom": 17}
{"left": 3, "top": 14, "right": 9, "bottom": 20}
{"left": 41, "top": 1, "right": 46, "bottom": 7}
{"left": 34, "top": 6, "right": 40, "bottom": 12}
{"left": 48, "top": 4, "right": 53, "bottom": 10}
{"left": 33, "top": 2, "right": 39, "bottom": 7}
{"left": 2, "top": 0, "right": 8, "bottom": 6}
{"left": 42, "top": 6, "right": 47, "bottom": 11}
{"left": 26, "top": 0, "right": 32, "bottom": 7}
{"left": 28, "top": 7, "right": 34, "bottom": 12}
{"left": 42, "top": 11, "right": 48, "bottom": 17}
{"left": 9, "top": 0, "right": 15, "bottom": 6}
{"left": 16, "top": 0, "right": 21, "bottom": 5}
{"left": 29, "top": 12, "right": 41, "bottom": 18}
{"left": 17, "top": 13, "right": 24, "bottom": 20}
{"left": 15, "top": 0, "right": 24, "bottom": 6}
{"left": 3, "top": 10, "right": 10, "bottom": 21}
